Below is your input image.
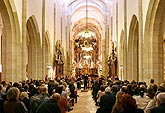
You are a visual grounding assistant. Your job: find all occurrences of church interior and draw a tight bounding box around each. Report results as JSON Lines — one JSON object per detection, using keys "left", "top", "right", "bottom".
{"left": 0, "top": 0, "right": 164, "bottom": 84}
{"left": 1, "top": 0, "right": 165, "bottom": 113}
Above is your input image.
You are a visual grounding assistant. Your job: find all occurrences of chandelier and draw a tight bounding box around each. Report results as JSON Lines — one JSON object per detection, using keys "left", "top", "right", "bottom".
{"left": 78, "top": 0, "right": 95, "bottom": 38}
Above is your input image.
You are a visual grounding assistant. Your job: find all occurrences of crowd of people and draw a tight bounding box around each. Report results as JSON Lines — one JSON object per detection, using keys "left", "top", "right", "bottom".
{"left": 92, "top": 77, "right": 165, "bottom": 113}
{"left": 0, "top": 76, "right": 79, "bottom": 113}
{"left": 0, "top": 75, "right": 165, "bottom": 113}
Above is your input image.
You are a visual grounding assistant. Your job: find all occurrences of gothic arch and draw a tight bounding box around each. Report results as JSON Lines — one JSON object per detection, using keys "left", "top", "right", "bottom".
{"left": 44, "top": 31, "right": 51, "bottom": 77}
{"left": 45, "top": 31, "right": 51, "bottom": 66}
{"left": 0, "top": 0, "right": 21, "bottom": 82}
{"left": 127, "top": 15, "right": 139, "bottom": 81}
{"left": 144, "top": 0, "right": 165, "bottom": 84}
{"left": 27, "top": 15, "right": 42, "bottom": 80}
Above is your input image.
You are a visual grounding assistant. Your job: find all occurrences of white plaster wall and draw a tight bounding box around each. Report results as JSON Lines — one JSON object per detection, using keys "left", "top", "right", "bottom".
{"left": 27, "top": 0, "right": 42, "bottom": 43}
{"left": 45, "top": 0, "right": 55, "bottom": 54}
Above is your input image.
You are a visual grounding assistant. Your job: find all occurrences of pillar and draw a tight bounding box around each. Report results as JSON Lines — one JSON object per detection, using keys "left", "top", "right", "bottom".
{"left": 138, "top": 0, "right": 143, "bottom": 82}
{"left": 22, "top": 0, "right": 27, "bottom": 80}
{"left": 123, "top": 0, "right": 127, "bottom": 80}
{"left": 42, "top": 0, "right": 46, "bottom": 80}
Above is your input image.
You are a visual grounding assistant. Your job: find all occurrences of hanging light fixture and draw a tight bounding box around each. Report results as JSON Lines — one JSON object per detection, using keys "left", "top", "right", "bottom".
{"left": 78, "top": 0, "right": 95, "bottom": 38}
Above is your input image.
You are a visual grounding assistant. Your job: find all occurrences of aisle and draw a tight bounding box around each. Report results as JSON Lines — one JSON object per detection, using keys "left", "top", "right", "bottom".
{"left": 69, "top": 90, "right": 98, "bottom": 113}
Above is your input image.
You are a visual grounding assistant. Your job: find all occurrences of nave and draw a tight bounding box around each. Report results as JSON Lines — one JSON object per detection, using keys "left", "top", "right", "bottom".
{"left": 70, "top": 90, "right": 98, "bottom": 113}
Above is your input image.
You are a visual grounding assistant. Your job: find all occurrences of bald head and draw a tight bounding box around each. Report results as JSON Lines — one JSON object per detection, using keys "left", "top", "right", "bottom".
{"left": 51, "top": 93, "right": 61, "bottom": 102}
{"left": 156, "top": 92, "right": 165, "bottom": 105}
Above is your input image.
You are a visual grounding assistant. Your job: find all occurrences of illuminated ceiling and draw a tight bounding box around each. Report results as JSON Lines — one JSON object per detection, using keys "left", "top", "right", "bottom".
{"left": 64, "top": 0, "right": 112, "bottom": 39}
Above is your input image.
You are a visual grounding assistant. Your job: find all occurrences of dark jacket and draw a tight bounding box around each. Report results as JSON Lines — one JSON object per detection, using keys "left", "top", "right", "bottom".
{"left": 151, "top": 103, "right": 165, "bottom": 113}
{"left": 98, "top": 92, "right": 116, "bottom": 113}
{"left": 121, "top": 109, "right": 144, "bottom": 113}
{"left": 36, "top": 99, "right": 61, "bottom": 113}
{"left": 4, "top": 100, "right": 28, "bottom": 113}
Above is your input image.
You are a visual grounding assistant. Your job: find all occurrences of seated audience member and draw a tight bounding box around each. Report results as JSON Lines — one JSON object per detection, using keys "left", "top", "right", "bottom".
{"left": 29, "top": 84, "right": 49, "bottom": 113}
{"left": 96, "top": 87, "right": 116, "bottom": 113}
{"left": 111, "top": 85, "right": 118, "bottom": 96}
{"left": 150, "top": 92, "right": 165, "bottom": 113}
{"left": 55, "top": 86, "right": 67, "bottom": 113}
{"left": 96, "top": 85, "right": 105, "bottom": 106}
{"left": 36, "top": 93, "right": 61, "bottom": 113}
{"left": 122, "top": 94, "right": 144, "bottom": 113}
{"left": 111, "top": 91, "right": 124, "bottom": 113}
{"left": 3, "top": 87, "right": 28, "bottom": 113}
{"left": 145, "top": 91, "right": 160, "bottom": 113}
{"left": 20, "top": 92, "right": 30, "bottom": 112}
{"left": 134, "top": 86, "right": 150, "bottom": 110}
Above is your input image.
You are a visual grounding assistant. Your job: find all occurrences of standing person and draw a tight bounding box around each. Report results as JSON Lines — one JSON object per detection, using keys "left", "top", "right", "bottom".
{"left": 150, "top": 92, "right": 165, "bottom": 113}
{"left": 84, "top": 75, "right": 88, "bottom": 90}
{"left": 69, "top": 82, "right": 75, "bottom": 106}
{"left": 36, "top": 93, "right": 61, "bottom": 113}
{"left": 96, "top": 87, "right": 116, "bottom": 113}
{"left": 76, "top": 76, "right": 81, "bottom": 90}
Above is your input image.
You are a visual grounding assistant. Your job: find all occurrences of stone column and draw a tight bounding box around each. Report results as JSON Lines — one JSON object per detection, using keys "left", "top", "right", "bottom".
{"left": 138, "top": 0, "right": 143, "bottom": 82}
{"left": 22, "top": 0, "right": 27, "bottom": 80}
{"left": 123, "top": 0, "right": 127, "bottom": 80}
{"left": 102, "top": 24, "right": 108, "bottom": 76}
{"left": 53, "top": 3, "right": 56, "bottom": 78}
{"left": 116, "top": 0, "right": 118, "bottom": 45}
{"left": 116, "top": 0, "right": 119, "bottom": 76}
{"left": 42, "top": 0, "right": 46, "bottom": 80}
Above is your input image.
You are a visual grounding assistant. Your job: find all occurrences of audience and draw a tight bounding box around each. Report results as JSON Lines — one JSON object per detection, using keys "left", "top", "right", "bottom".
{"left": 0, "top": 76, "right": 165, "bottom": 113}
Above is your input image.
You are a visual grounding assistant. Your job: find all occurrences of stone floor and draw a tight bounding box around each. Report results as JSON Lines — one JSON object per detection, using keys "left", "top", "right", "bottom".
{"left": 69, "top": 90, "right": 98, "bottom": 113}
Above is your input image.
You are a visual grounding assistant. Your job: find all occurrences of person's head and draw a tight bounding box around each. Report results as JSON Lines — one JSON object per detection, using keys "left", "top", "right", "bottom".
{"left": 38, "top": 84, "right": 47, "bottom": 94}
{"left": 55, "top": 86, "right": 63, "bottom": 95}
{"left": 100, "top": 85, "right": 105, "bottom": 92}
{"left": 139, "top": 86, "right": 146, "bottom": 98}
{"left": 51, "top": 93, "right": 61, "bottom": 102}
{"left": 105, "top": 87, "right": 111, "bottom": 93}
{"left": 13, "top": 82, "right": 19, "bottom": 88}
{"left": 7, "top": 87, "right": 20, "bottom": 101}
{"left": 111, "top": 85, "right": 118, "bottom": 93}
{"left": 156, "top": 92, "right": 165, "bottom": 105}
{"left": 150, "top": 79, "right": 154, "bottom": 84}
{"left": 121, "top": 86, "right": 128, "bottom": 94}
{"left": 23, "top": 84, "right": 29, "bottom": 92}
{"left": 115, "top": 91, "right": 124, "bottom": 105}
{"left": 20, "top": 92, "right": 29, "bottom": 100}
{"left": 122, "top": 94, "right": 137, "bottom": 112}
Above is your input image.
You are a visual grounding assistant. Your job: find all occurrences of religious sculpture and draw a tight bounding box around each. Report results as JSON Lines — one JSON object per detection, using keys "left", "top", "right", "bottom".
{"left": 108, "top": 49, "right": 117, "bottom": 77}
{"left": 53, "top": 40, "right": 64, "bottom": 77}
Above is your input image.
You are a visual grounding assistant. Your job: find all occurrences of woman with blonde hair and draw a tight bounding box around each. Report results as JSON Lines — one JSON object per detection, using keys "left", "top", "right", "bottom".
{"left": 111, "top": 91, "right": 124, "bottom": 113}
{"left": 4, "top": 87, "right": 28, "bottom": 113}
